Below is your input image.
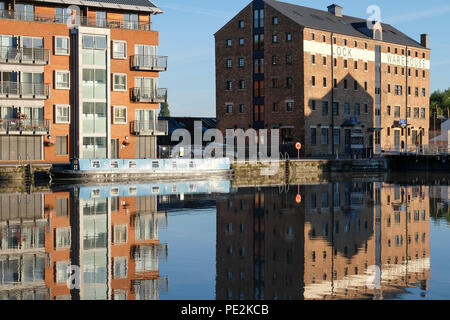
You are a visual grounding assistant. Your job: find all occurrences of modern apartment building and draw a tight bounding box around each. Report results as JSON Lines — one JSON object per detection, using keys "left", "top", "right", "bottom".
{"left": 215, "top": 0, "right": 430, "bottom": 158}
{"left": 0, "top": 0, "right": 168, "bottom": 163}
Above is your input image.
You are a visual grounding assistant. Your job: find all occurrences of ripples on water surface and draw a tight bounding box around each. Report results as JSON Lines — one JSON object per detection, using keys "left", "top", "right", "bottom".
{"left": 0, "top": 173, "right": 449, "bottom": 300}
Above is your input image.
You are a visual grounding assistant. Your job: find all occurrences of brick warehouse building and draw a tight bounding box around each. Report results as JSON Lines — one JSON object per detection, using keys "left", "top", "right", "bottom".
{"left": 215, "top": 0, "right": 431, "bottom": 158}
{"left": 0, "top": 0, "right": 168, "bottom": 163}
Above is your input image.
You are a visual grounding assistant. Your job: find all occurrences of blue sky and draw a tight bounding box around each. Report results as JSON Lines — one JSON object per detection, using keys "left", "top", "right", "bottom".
{"left": 152, "top": 0, "right": 450, "bottom": 117}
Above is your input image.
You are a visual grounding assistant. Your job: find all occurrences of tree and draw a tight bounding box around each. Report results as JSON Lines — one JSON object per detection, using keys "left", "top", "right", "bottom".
{"left": 159, "top": 102, "right": 170, "bottom": 117}
{"left": 430, "top": 88, "right": 450, "bottom": 117}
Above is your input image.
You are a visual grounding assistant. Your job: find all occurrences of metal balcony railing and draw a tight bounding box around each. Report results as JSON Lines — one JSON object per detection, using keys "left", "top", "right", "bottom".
{"left": 132, "top": 120, "right": 168, "bottom": 136}
{"left": 383, "top": 144, "right": 450, "bottom": 155}
{"left": 0, "top": 119, "right": 50, "bottom": 134}
{"left": 132, "top": 88, "right": 167, "bottom": 103}
{"left": 0, "top": 47, "right": 50, "bottom": 65}
{"left": 0, "top": 82, "right": 49, "bottom": 99}
{"left": 132, "top": 55, "right": 168, "bottom": 71}
{"left": 0, "top": 9, "right": 152, "bottom": 31}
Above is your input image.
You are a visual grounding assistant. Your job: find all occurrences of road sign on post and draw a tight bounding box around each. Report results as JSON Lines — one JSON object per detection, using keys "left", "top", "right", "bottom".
{"left": 295, "top": 142, "right": 302, "bottom": 160}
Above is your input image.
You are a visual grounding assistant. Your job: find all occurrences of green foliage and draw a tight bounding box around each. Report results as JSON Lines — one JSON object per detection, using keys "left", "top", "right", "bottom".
{"left": 430, "top": 88, "right": 450, "bottom": 116}
{"left": 159, "top": 102, "right": 171, "bottom": 117}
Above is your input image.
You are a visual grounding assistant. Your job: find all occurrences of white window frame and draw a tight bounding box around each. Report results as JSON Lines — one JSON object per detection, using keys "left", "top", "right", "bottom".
{"left": 113, "top": 73, "right": 127, "bottom": 92}
{"left": 113, "top": 224, "right": 128, "bottom": 244}
{"left": 55, "top": 228, "right": 71, "bottom": 249}
{"left": 55, "top": 104, "right": 70, "bottom": 124}
{"left": 55, "top": 70, "right": 70, "bottom": 89}
{"left": 112, "top": 40, "right": 127, "bottom": 59}
{"left": 54, "top": 36, "right": 70, "bottom": 56}
{"left": 113, "top": 106, "right": 127, "bottom": 124}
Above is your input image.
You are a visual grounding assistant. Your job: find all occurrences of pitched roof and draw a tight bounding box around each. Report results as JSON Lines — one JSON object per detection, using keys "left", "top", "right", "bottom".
{"left": 265, "top": 0, "right": 426, "bottom": 49}
{"left": 33, "top": 0, "right": 162, "bottom": 13}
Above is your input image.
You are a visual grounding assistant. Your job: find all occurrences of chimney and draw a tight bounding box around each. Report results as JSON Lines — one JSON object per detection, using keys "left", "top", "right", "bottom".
{"left": 327, "top": 4, "right": 343, "bottom": 17}
{"left": 420, "top": 34, "right": 429, "bottom": 48}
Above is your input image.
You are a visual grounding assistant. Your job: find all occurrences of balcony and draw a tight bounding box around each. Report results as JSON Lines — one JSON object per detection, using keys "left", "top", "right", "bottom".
{"left": 132, "top": 120, "right": 168, "bottom": 136}
{"left": 0, "top": 82, "right": 50, "bottom": 99}
{"left": 132, "top": 88, "right": 167, "bottom": 103}
{"left": 0, "top": 47, "right": 50, "bottom": 65}
{"left": 0, "top": 119, "right": 50, "bottom": 135}
{"left": 0, "top": 9, "right": 152, "bottom": 31}
{"left": 132, "top": 55, "right": 168, "bottom": 71}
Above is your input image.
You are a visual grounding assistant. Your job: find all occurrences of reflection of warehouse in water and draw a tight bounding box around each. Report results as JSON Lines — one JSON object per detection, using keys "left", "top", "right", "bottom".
{"left": 0, "top": 180, "right": 230, "bottom": 300}
{"left": 217, "top": 183, "right": 431, "bottom": 300}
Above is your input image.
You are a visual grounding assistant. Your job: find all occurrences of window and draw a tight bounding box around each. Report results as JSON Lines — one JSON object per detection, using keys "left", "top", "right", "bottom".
{"left": 310, "top": 100, "right": 316, "bottom": 111}
{"left": 272, "top": 78, "right": 279, "bottom": 88}
{"left": 273, "top": 17, "right": 278, "bottom": 24}
{"left": 226, "top": 39, "right": 232, "bottom": 47}
{"left": 312, "top": 76, "right": 316, "bottom": 86}
{"left": 415, "top": 87, "right": 419, "bottom": 97}
{"left": 395, "top": 85, "right": 403, "bottom": 96}
{"left": 272, "top": 34, "right": 278, "bottom": 43}
{"left": 322, "top": 101, "right": 328, "bottom": 115}
{"left": 286, "top": 54, "right": 292, "bottom": 65}
{"left": 272, "top": 102, "right": 279, "bottom": 112}
{"left": 355, "top": 103, "right": 360, "bottom": 116}
{"left": 114, "top": 257, "right": 127, "bottom": 279}
{"left": 17, "top": 3, "right": 34, "bottom": 21}
{"left": 226, "top": 81, "right": 232, "bottom": 91}
{"left": 56, "top": 198, "right": 69, "bottom": 217}
{"left": 311, "top": 54, "right": 316, "bottom": 64}
{"left": 55, "top": 36, "right": 69, "bottom": 55}
{"left": 55, "top": 228, "right": 71, "bottom": 249}
{"left": 421, "top": 108, "right": 426, "bottom": 119}
{"left": 286, "top": 101, "right": 293, "bottom": 112}
{"left": 226, "top": 59, "right": 232, "bottom": 68}
{"left": 239, "top": 20, "right": 245, "bottom": 28}
{"left": 344, "top": 103, "right": 350, "bottom": 115}
{"left": 286, "top": 77, "right": 293, "bottom": 88}
{"left": 56, "top": 135, "right": 68, "bottom": 155}
{"left": 254, "top": 9, "right": 264, "bottom": 28}
{"left": 239, "top": 38, "right": 244, "bottom": 46}
{"left": 311, "top": 33, "right": 315, "bottom": 40}
{"left": 254, "top": 58, "right": 264, "bottom": 74}
{"left": 55, "top": 70, "right": 70, "bottom": 89}
{"left": 407, "top": 107, "right": 411, "bottom": 118}
{"left": 56, "top": 261, "right": 70, "bottom": 283}
{"left": 364, "top": 103, "right": 368, "bottom": 114}
{"left": 323, "top": 56, "right": 327, "bottom": 66}
{"left": 422, "top": 88, "right": 426, "bottom": 97}
{"left": 354, "top": 80, "right": 358, "bottom": 90}
{"left": 344, "top": 79, "right": 348, "bottom": 89}
{"left": 322, "top": 35, "right": 326, "bottom": 42}
{"left": 239, "top": 58, "right": 245, "bottom": 67}
{"left": 323, "top": 77, "right": 327, "bottom": 87}
{"left": 311, "top": 128, "right": 317, "bottom": 146}
{"left": 334, "top": 128, "right": 340, "bottom": 145}
{"left": 272, "top": 55, "right": 278, "bottom": 65}
{"left": 321, "top": 128, "right": 328, "bottom": 145}
{"left": 124, "top": 13, "right": 139, "bottom": 29}
{"left": 332, "top": 102, "right": 339, "bottom": 116}
{"left": 55, "top": 105, "right": 70, "bottom": 124}
{"left": 286, "top": 33, "right": 292, "bottom": 41}
{"left": 96, "top": 11, "right": 107, "bottom": 27}
{"left": 344, "top": 59, "right": 348, "bottom": 68}
{"left": 364, "top": 62, "right": 368, "bottom": 71}
{"left": 113, "top": 73, "right": 127, "bottom": 91}
{"left": 394, "top": 106, "right": 400, "bottom": 118}
{"left": 414, "top": 107, "right": 419, "bottom": 118}
{"left": 113, "top": 225, "right": 127, "bottom": 243}
{"left": 113, "top": 106, "right": 127, "bottom": 124}
{"left": 239, "top": 80, "right": 245, "bottom": 89}
{"left": 239, "top": 104, "right": 245, "bottom": 113}
{"left": 253, "top": 34, "right": 264, "bottom": 50}
{"left": 226, "top": 104, "right": 233, "bottom": 114}
{"left": 112, "top": 41, "right": 126, "bottom": 59}
{"left": 55, "top": 7, "right": 71, "bottom": 23}
{"left": 354, "top": 61, "right": 358, "bottom": 70}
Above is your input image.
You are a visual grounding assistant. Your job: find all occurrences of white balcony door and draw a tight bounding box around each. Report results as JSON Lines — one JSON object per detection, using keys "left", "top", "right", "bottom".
{"left": 135, "top": 45, "right": 156, "bottom": 67}
{"left": 135, "top": 77, "right": 155, "bottom": 99}
{"left": 135, "top": 109, "right": 155, "bottom": 132}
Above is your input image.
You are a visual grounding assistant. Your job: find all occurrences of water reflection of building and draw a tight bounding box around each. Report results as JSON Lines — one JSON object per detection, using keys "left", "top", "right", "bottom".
{"left": 217, "top": 183, "right": 431, "bottom": 300}
{"left": 0, "top": 180, "right": 230, "bottom": 300}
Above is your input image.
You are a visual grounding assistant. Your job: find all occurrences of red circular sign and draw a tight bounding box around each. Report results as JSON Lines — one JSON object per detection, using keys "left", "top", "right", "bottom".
{"left": 295, "top": 142, "right": 302, "bottom": 150}
{"left": 296, "top": 194, "right": 302, "bottom": 204}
